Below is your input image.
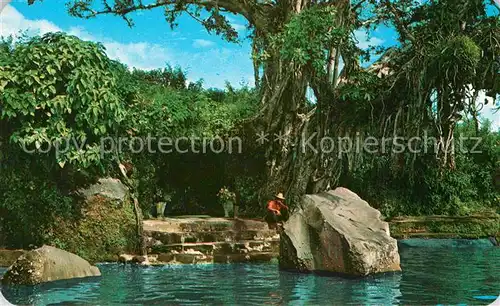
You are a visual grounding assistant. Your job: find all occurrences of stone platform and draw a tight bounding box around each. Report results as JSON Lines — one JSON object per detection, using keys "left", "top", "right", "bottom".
{"left": 389, "top": 215, "right": 500, "bottom": 240}
{"left": 134, "top": 217, "right": 280, "bottom": 265}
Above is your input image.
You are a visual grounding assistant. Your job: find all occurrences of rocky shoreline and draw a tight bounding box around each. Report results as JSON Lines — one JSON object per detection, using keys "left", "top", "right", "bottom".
{"left": 1, "top": 215, "right": 497, "bottom": 269}
{"left": 0, "top": 215, "right": 498, "bottom": 269}
{"left": 389, "top": 214, "right": 500, "bottom": 242}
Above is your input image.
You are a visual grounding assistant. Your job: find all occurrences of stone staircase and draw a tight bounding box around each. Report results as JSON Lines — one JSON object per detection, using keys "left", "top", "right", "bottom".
{"left": 140, "top": 217, "right": 280, "bottom": 264}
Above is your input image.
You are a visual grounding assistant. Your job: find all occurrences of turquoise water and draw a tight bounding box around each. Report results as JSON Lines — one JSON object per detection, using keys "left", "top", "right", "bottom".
{"left": 1, "top": 240, "right": 499, "bottom": 305}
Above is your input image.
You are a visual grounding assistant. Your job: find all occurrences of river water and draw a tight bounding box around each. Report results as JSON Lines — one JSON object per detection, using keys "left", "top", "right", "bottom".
{"left": 1, "top": 239, "right": 499, "bottom": 305}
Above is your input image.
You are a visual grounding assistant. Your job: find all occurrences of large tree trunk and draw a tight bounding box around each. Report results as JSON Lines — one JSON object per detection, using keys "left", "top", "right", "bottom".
{"left": 67, "top": 0, "right": 349, "bottom": 207}
{"left": 255, "top": 60, "right": 342, "bottom": 206}
{"left": 251, "top": 0, "right": 349, "bottom": 206}
{"left": 437, "top": 89, "right": 458, "bottom": 170}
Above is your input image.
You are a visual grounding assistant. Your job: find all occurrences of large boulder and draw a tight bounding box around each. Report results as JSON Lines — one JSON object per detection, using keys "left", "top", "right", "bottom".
{"left": 1, "top": 245, "right": 101, "bottom": 285}
{"left": 279, "top": 188, "right": 401, "bottom": 276}
{"left": 79, "top": 178, "right": 129, "bottom": 205}
{"left": 0, "top": 249, "right": 26, "bottom": 267}
{"left": 48, "top": 178, "right": 138, "bottom": 262}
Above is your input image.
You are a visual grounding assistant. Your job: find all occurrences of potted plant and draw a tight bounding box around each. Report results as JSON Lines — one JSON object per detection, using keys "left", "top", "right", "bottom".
{"left": 217, "top": 187, "right": 236, "bottom": 218}
{"left": 155, "top": 189, "right": 173, "bottom": 219}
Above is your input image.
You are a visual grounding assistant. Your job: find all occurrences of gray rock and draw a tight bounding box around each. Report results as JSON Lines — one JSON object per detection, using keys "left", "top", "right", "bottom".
{"left": 79, "top": 178, "right": 128, "bottom": 204}
{"left": 279, "top": 187, "right": 401, "bottom": 276}
{"left": 118, "top": 254, "right": 134, "bottom": 263}
{"left": 0, "top": 249, "right": 26, "bottom": 267}
{"left": 1, "top": 245, "right": 101, "bottom": 285}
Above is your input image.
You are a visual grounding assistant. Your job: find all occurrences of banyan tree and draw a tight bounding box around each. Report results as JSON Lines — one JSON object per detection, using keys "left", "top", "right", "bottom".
{"left": 43, "top": 0, "right": 499, "bottom": 206}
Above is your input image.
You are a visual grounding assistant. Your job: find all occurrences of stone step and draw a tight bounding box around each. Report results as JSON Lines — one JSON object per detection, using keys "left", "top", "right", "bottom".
{"left": 212, "top": 252, "right": 277, "bottom": 264}
{"left": 145, "top": 229, "right": 279, "bottom": 245}
{"left": 143, "top": 218, "right": 271, "bottom": 233}
{"left": 149, "top": 240, "right": 279, "bottom": 256}
{"left": 144, "top": 252, "right": 278, "bottom": 265}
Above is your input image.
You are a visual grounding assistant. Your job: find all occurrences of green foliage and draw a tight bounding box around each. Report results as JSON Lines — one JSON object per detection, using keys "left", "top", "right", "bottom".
{"left": 123, "top": 79, "right": 258, "bottom": 139}
{"left": 337, "top": 69, "right": 381, "bottom": 127}
{"left": 340, "top": 0, "right": 499, "bottom": 220}
{"left": 48, "top": 194, "right": 138, "bottom": 263}
{"left": 428, "top": 35, "right": 481, "bottom": 87}
{"left": 131, "top": 65, "right": 187, "bottom": 89}
{"left": 0, "top": 165, "right": 73, "bottom": 248}
{"left": 272, "top": 6, "right": 346, "bottom": 74}
{"left": 1, "top": 0, "right": 499, "bottom": 255}
{"left": 124, "top": 86, "right": 200, "bottom": 137}
{"left": 0, "top": 140, "right": 77, "bottom": 248}
{"left": 197, "top": 85, "right": 258, "bottom": 137}
{"left": 0, "top": 32, "right": 263, "bottom": 248}
{"left": 346, "top": 120, "right": 500, "bottom": 217}
{"left": 0, "top": 33, "right": 125, "bottom": 168}
{"left": 0, "top": 36, "right": 14, "bottom": 66}
{"left": 122, "top": 81, "right": 259, "bottom": 215}
{"left": 390, "top": 215, "right": 500, "bottom": 239}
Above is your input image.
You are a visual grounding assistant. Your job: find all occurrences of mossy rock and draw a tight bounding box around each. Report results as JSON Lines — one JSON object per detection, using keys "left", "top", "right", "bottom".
{"left": 46, "top": 178, "right": 138, "bottom": 263}
{"left": 0, "top": 249, "right": 25, "bottom": 267}
{"left": 1, "top": 245, "right": 100, "bottom": 285}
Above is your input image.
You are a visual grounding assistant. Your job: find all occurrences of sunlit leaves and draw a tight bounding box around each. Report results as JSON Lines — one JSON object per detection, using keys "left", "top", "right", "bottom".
{"left": 274, "top": 6, "right": 347, "bottom": 74}
{"left": 0, "top": 33, "right": 125, "bottom": 168}
{"left": 427, "top": 35, "right": 481, "bottom": 88}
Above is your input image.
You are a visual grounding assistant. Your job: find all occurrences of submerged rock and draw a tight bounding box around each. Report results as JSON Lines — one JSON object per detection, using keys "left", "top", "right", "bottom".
{"left": 279, "top": 188, "right": 401, "bottom": 276}
{"left": 1, "top": 245, "right": 101, "bottom": 285}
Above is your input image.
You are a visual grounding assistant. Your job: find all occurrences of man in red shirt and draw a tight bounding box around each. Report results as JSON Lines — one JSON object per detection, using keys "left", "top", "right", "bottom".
{"left": 265, "top": 193, "right": 289, "bottom": 229}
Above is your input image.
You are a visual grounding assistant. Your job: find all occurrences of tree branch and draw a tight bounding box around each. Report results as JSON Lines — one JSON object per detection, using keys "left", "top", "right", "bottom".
{"left": 68, "top": 0, "right": 271, "bottom": 30}
{"left": 383, "top": 0, "right": 416, "bottom": 43}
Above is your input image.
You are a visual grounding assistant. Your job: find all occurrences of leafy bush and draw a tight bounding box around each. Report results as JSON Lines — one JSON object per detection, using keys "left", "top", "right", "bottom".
{"left": 346, "top": 120, "right": 500, "bottom": 217}
{"left": 0, "top": 151, "right": 74, "bottom": 247}
{"left": 0, "top": 32, "right": 125, "bottom": 168}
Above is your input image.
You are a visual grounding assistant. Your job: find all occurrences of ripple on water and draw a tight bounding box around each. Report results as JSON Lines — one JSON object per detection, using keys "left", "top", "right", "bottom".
{"left": 0, "top": 243, "right": 499, "bottom": 305}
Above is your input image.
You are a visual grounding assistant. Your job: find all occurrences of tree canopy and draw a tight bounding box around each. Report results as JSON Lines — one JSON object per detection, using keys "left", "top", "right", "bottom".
{"left": 0, "top": 0, "right": 497, "bottom": 240}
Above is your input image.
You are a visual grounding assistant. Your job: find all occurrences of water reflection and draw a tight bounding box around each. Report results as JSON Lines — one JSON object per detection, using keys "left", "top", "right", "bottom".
{"left": 0, "top": 242, "right": 498, "bottom": 305}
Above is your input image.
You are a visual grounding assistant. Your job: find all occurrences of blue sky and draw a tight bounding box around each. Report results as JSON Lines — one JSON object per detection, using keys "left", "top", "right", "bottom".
{"left": 0, "top": 0, "right": 390, "bottom": 87}
{"left": 1, "top": 0, "right": 256, "bottom": 88}
{"left": 0, "top": 0, "right": 498, "bottom": 129}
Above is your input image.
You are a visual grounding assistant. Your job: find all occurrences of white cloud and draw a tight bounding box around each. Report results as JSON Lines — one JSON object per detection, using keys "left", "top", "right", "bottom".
{"left": 1, "top": 0, "right": 12, "bottom": 14}
{"left": 226, "top": 16, "right": 247, "bottom": 33}
{"left": 232, "top": 23, "right": 246, "bottom": 32}
{"left": 104, "top": 41, "right": 170, "bottom": 70}
{"left": 0, "top": 5, "right": 170, "bottom": 71}
{"left": 0, "top": 4, "right": 253, "bottom": 88}
{"left": 355, "top": 30, "right": 384, "bottom": 49}
{"left": 0, "top": 4, "right": 61, "bottom": 38}
{"left": 476, "top": 91, "right": 500, "bottom": 131}
{"left": 192, "top": 39, "right": 215, "bottom": 48}
{"left": 67, "top": 26, "right": 95, "bottom": 41}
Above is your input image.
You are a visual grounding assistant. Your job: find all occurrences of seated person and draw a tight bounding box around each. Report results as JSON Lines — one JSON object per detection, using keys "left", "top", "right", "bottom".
{"left": 265, "top": 193, "right": 289, "bottom": 229}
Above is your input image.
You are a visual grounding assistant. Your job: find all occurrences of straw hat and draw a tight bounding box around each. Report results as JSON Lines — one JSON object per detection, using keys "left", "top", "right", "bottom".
{"left": 275, "top": 193, "right": 285, "bottom": 200}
